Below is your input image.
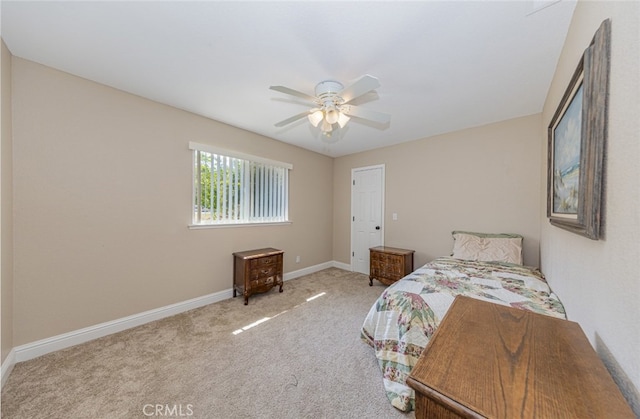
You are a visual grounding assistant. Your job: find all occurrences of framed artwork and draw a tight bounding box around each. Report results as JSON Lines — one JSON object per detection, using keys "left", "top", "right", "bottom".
{"left": 547, "top": 19, "right": 610, "bottom": 240}
{"left": 549, "top": 71, "right": 583, "bottom": 219}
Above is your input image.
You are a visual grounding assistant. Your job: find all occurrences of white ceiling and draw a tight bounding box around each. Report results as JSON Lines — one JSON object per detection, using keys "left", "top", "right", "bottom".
{"left": 1, "top": 1, "right": 576, "bottom": 157}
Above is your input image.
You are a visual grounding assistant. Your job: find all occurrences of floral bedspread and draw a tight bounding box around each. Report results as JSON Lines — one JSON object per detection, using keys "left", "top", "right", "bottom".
{"left": 360, "top": 257, "right": 566, "bottom": 412}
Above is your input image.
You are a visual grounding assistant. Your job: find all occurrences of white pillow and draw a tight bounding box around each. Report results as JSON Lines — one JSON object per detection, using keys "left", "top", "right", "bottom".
{"left": 451, "top": 231, "right": 523, "bottom": 265}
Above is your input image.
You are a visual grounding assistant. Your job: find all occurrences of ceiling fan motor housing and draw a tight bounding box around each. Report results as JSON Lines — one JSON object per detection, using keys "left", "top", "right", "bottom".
{"left": 315, "top": 80, "right": 344, "bottom": 107}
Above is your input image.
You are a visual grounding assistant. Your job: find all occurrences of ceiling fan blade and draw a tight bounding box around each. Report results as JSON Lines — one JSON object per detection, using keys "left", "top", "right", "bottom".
{"left": 339, "top": 75, "right": 381, "bottom": 103}
{"left": 340, "top": 104, "right": 390, "bottom": 124}
{"left": 269, "top": 85, "right": 318, "bottom": 103}
{"left": 274, "top": 111, "right": 310, "bottom": 127}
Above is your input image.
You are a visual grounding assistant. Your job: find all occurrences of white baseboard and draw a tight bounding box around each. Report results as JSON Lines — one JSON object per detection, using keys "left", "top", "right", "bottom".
{"left": 1, "top": 348, "right": 16, "bottom": 388}
{"left": 13, "top": 288, "right": 233, "bottom": 364}
{"left": 7, "top": 261, "right": 349, "bottom": 372}
{"left": 332, "top": 260, "right": 352, "bottom": 271}
{"left": 284, "top": 260, "right": 336, "bottom": 280}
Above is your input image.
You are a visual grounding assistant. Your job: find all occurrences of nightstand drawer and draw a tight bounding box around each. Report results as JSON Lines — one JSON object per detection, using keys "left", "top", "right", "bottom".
{"left": 249, "top": 255, "right": 278, "bottom": 269}
{"left": 249, "top": 265, "right": 278, "bottom": 280}
{"left": 372, "top": 255, "right": 403, "bottom": 274}
{"left": 250, "top": 275, "right": 276, "bottom": 291}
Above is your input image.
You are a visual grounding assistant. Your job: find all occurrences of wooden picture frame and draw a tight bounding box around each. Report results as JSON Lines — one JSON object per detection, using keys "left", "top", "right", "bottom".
{"left": 547, "top": 19, "right": 610, "bottom": 240}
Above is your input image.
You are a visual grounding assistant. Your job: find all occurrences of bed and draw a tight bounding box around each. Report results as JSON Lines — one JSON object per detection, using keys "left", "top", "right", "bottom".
{"left": 360, "top": 231, "right": 567, "bottom": 412}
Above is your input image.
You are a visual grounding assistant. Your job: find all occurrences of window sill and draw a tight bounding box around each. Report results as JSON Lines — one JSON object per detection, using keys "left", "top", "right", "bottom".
{"left": 188, "top": 221, "right": 292, "bottom": 230}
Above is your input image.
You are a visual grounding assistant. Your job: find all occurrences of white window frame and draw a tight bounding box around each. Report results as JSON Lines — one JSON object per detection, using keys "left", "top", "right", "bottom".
{"left": 189, "top": 142, "right": 292, "bottom": 228}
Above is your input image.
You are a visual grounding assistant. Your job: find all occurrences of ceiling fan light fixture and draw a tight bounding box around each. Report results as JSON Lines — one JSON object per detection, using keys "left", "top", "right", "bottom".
{"left": 325, "top": 108, "right": 339, "bottom": 125}
{"left": 308, "top": 109, "right": 323, "bottom": 127}
{"left": 320, "top": 119, "right": 333, "bottom": 133}
{"left": 336, "top": 112, "right": 350, "bottom": 128}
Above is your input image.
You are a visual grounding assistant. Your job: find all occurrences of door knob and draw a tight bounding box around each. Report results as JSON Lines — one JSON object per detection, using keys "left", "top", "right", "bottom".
{"left": 375, "top": 226, "right": 381, "bottom": 230}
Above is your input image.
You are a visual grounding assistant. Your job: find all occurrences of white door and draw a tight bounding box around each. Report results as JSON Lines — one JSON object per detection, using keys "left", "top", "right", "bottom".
{"left": 351, "top": 165, "right": 384, "bottom": 275}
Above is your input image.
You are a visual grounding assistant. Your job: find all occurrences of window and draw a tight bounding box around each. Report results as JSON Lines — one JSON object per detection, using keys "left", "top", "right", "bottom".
{"left": 190, "top": 142, "right": 291, "bottom": 226}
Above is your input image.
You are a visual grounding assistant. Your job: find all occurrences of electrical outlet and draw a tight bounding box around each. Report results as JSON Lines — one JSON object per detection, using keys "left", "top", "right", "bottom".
{"left": 296, "top": 255, "right": 300, "bottom": 263}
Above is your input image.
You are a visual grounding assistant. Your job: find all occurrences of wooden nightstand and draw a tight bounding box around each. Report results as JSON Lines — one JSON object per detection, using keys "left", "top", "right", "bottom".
{"left": 369, "top": 246, "right": 414, "bottom": 286}
{"left": 233, "top": 248, "right": 284, "bottom": 305}
{"left": 406, "top": 296, "right": 634, "bottom": 418}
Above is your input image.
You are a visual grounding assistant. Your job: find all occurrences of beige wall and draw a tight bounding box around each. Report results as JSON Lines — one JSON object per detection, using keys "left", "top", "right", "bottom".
{"left": 540, "top": 0, "right": 639, "bottom": 411}
{"left": 11, "top": 58, "right": 333, "bottom": 346}
{"left": 334, "top": 114, "right": 543, "bottom": 268}
{"left": 4, "top": 3, "right": 638, "bottom": 410}
{"left": 1, "top": 40, "right": 14, "bottom": 364}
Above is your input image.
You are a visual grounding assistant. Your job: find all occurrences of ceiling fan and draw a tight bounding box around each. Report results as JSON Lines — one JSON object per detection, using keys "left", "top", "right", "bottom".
{"left": 269, "top": 75, "right": 390, "bottom": 139}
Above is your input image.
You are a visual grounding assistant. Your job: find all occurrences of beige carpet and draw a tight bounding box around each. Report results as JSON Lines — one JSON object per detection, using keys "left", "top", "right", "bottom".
{"left": 1, "top": 268, "right": 415, "bottom": 419}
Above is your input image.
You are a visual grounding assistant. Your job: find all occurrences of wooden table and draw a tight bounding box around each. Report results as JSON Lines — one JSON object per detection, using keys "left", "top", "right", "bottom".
{"left": 406, "top": 296, "right": 634, "bottom": 418}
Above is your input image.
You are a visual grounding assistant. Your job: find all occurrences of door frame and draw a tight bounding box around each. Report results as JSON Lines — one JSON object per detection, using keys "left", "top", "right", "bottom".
{"left": 350, "top": 164, "right": 385, "bottom": 273}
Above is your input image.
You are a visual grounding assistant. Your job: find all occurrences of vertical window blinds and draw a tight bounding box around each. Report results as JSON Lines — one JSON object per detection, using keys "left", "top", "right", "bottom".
{"left": 190, "top": 142, "right": 291, "bottom": 225}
